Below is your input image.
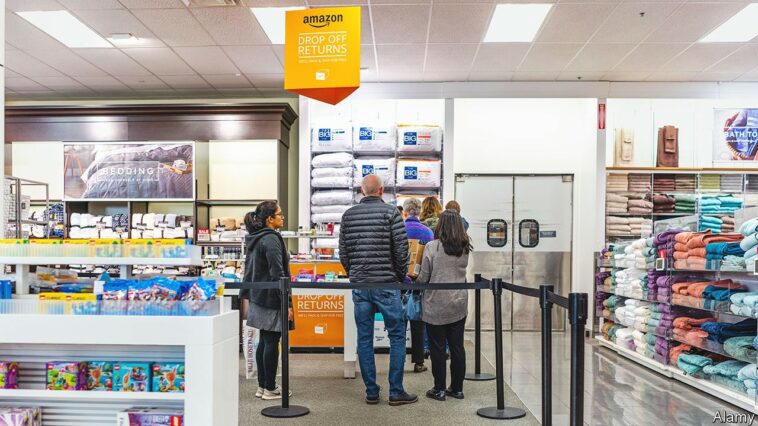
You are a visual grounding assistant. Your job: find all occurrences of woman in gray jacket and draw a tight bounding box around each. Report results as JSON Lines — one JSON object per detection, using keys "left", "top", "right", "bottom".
{"left": 416, "top": 210, "right": 471, "bottom": 401}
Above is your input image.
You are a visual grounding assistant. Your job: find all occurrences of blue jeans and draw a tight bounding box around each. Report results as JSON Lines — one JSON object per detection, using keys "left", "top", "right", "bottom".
{"left": 353, "top": 288, "right": 406, "bottom": 397}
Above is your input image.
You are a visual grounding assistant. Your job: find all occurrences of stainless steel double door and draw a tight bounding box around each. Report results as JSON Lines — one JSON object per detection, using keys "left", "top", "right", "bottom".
{"left": 456, "top": 175, "right": 573, "bottom": 331}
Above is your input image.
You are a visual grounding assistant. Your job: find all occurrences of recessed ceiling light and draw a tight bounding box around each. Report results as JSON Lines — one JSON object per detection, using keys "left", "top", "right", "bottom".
{"left": 700, "top": 3, "right": 758, "bottom": 43}
{"left": 251, "top": 7, "right": 306, "bottom": 45}
{"left": 16, "top": 10, "right": 112, "bottom": 48}
{"left": 483, "top": 4, "right": 553, "bottom": 43}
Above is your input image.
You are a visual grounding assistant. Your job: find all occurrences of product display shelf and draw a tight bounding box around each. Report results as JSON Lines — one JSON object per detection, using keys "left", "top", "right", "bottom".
{"left": 594, "top": 336, "right": 673, "bottom": 377}
{"left": 669, "top": 301, "right": 756, "bottom": 320}
{"left": 0, "top": 311, "right": 239, "bottom": 425}
{"left": 597, "top": 289, "right": 671, "bottom": 306}
{"left": 671, "top": 335, "right": 754, "bottom": 363}
{"left": 602, "top": 316, "right": 671, "bottom": 340}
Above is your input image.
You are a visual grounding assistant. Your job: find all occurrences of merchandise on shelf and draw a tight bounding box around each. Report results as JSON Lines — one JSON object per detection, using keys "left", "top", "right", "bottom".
{"left": 628, "top": 173, "right": 652, "bottom": 193}
{"left": 653, "top": 174, "right": 675, "bottom": 192}
{"left": 114, "top": 362, "right": 151, "bottom": 392}
{"left": 352, "top": 157, "right": 396, "bottom": 188}
{"left": 311, "top": 125, "right": 352, "bottom": 152}
{"left": 396, "top": 158, "right": 441, "bottom": 188}
{"left": 151, "top": 363, "right": 185, "bottom": 393}
{"left": 675, "top": 175, "right": 697, "bottom": 192}
{"left": 0, "top": 362, "right": 19, "bottom": 389}
{"left": 656, "top": 125, "right": 679, "bottom": 168}
{"left": 87, "top": 361, "right": 114, "bottom": 391}
{"left": 69, "top": 213, "right": 129, "bottom": 239}
{"left": 353, "top": 125, "right": 396, "bottom": 153}
{"left": 606, "top": 173, "right": 628, "bottom": 192}
{"left": 699, "top": 174, "right": 721, "bottom": 191}
{"left": 208, "top": 217, "right": 245, "bottom": 242}
{"left": 606, "top": 193, "right": 628, "bottom": 215}
{"left": 0, "top": 406, "right": 41, "bottom": 426}
{"left": 721, "top": 175, "right": 743, "bottom": 192}
{"left": 311, "top": 190, "right": 353, "bottom": 224}
{"left": 131, "top": 213, "right": 193, "bottom": 239}
{"left": 396, "top": 125, "right": 442, "bottom": 153}
{"left": 116, "top": 408, "right": 184, "bottom": 426}
{"left": 613, "top": 128, "right": 634, "bottom": 167}
{"left": 46, "top": 361, "right": 87, "bottom": 390}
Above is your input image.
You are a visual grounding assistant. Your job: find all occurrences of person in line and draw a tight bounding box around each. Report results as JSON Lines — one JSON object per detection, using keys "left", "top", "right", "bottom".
{"left": 444, "top": 200, "right": 469, "bottom": 231}
{"left": 339, "top": 175, "right": 418, "bottom": 406}
{"left": 240, "top": 200, "right": 293, "bottom": 401}
{"left": 416, "top": 210, "right": 472, "bottom": 401}
{"left": 420, "top": 196, "right": 443, "bottom": 230}
{"left": 401, "top": 198, "right": 434, "bottom": 373}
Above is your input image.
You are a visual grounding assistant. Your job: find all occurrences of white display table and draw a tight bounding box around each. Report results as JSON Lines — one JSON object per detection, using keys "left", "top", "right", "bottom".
{"left": 0, "top": 310, "right": 239, "bottom": 426}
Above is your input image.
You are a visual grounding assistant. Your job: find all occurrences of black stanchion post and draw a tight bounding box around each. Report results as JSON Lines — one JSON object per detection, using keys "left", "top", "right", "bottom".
{"left": 477, "top": 278, "right": 526, "bottom": 420}
{"left": 261, "top": 277, "right": 310, "bottom": 419}
{"left": 568, "top": 293, "right": 588, "bottom": 426}
{"left": 539, "top": 284, "right": 554, "bottom": 426}
{"left": 466, "top": 273, "right": 495, "bottom": 382}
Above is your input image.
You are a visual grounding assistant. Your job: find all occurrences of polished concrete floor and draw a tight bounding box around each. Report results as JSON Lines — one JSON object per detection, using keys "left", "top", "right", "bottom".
{"left": 481, "top": 331, "right": 756, "bottom": 426}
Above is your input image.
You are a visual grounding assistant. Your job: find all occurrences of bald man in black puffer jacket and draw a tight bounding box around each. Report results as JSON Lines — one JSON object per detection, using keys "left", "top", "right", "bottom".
{"left": 339, "top": 174, "right": 416, "bottom": 406}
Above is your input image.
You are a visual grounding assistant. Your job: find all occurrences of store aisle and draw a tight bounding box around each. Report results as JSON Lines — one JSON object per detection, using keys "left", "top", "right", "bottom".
{"left": 480, "top": 331, "right": 755, "bottom": 426}
{"left": 238, "top": 341, "right": 539, "bottom": 425}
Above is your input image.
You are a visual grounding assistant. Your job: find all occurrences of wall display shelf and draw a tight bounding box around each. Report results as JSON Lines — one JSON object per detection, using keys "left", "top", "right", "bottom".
{"left": 0, "top": 311, "right": 238, "bottom": 425}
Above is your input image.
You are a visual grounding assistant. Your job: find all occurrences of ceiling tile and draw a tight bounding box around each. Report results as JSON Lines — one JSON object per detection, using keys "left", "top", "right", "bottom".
{"left": 646, "top": 3, "right": 746, "bottom": 43}
{"left": 378, "top": 70, "right": 424, "bottom": 82}
{"left": 26, "top": 49, "right": 108, "bottom": 77}
{"left": 663, "top": 43, "right": 742, "bottom": 72}
{"left": 425, "top": 44, "right": 477, "bottom": 71}
{"left": 536, "top": 3, "right": 615, "bottom": 43}
{"left": 707, "top": 45, "right": 758, "bottom": 74}
{"left": 372, "top": 5, "right": 431, "bottom": 44}
{"left": 116, "top": 75, "right": 171, "bottom": 90}
{"left": 223, "top": 45, "right": 282, "bottom": 74}
{"left": 361, "top": 45, "right": 376, "bottom": 71}
{"left": 359, "top": 6, "right": 373, "bottom": 45}
{"left": 422, "top": 71, "right": 469, "bottom": 82}
{"left": 590, "top": 3, "right": 680, "bottom": 44}
{"left": 468, "top": 71, "right": 513, "bottom": 81}
{"left": 5, "top": 0, "right": 63, "bottom": 11}
{"left": 518, "top": 44, "right": 583, "bottom": 72}
{"left": 59, "top": 0, "right": 123, "bottom": 9}
{"left": 119, "top": 0, "right": 185, "bottom": 8}
{"left": 646, "top": 72, "right": 700, "bottom": 82}
{"left": 602, "top": 71, "right": 652, "bottom": 81}
{"left": 73, "top": 49, "right": 152, "bottom": 76}
{"left": 203, "top": 74, "right": 253, "bottom": 89}
{"left": 122, "top": 48, "right": 196, "bottom": 75}
{"left": 511, "top": 71, "right": 559, "bottom": 81}
{"left": 736, "top": 67, "right": 758, "bottom": 82}
{"left": 376, "top": 44, "right": 425, "bottom": 73}
{"left": 5, "top": 77, "right": 50, "bottom": 91}
{"left": 697, "top": 72, "right": 742, "bottom": 82}
{"left": 131, "top": 8, "right": 215, "bottom": 46}
{"left": 564, "top": 43, "right": 636, "bottom": 72}
{"left": 174, "top": 46, "right": 240, "bottom": 75}
{"left": 557, "top": 71, "right": 606, "bottom": 81}
{"left": 5, "top": 50, "right": 63, "bottom": 77}
{"left": 4, "top": 69, "right": 22, "bottom": 78}
{"left": 160, "top": 75, "right": 213, "bottom": 89}
{"left": 31, "top": 76, "right": 93, "bottom": 92}
{"left": 613, "top": 43, "right": 688, "bottom": 72}
{"left": 217, "top": 88, "right": 262, "bottom": 97}
{"left": 471, "top": 43, "right": 530, "bottom": 71}
{"left": 73, "top": 10, "right": 165, "bottom": 48}
{"left": 74, "top": 76, "right": 131, "bottom": 90}
{"left": 245, "top": 73, "right": 283, "bottom": 89}
{"left": 191, "top": 6, "right": 270, "bottom": 45}
{"left": 5, "top": 12, "right": 67, "bottom": 51}
{"left": 428, "top": 3, "right": 493, "bottom": 43}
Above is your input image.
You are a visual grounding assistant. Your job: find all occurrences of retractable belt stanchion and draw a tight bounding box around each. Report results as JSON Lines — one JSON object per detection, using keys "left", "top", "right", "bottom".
{"left": 465, "top": 273, "right": 495, "bottom": 382}
{"left": 568, "top": 293, "right": 588, "bottom": 426}
{"left": 477, "top": 278, "right": 526, "bottom": 420}
{"left": 539, "top": 284, "right": 554, "bottom": 426}
{"left": 261, "top": 277, "right": 310, "bottom": 419}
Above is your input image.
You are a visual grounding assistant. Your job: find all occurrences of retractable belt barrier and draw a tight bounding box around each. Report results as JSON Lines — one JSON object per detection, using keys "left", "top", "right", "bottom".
{"left": 226, "top": 277, "right": 585, "bottom": 422}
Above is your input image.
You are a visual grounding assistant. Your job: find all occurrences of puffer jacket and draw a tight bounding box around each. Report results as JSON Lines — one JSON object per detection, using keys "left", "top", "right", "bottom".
{"left": 339, "top": 196, "right": 409, "bottom": 283}
{"left": 242, "top": 228, "right": 291, "bottom": 310}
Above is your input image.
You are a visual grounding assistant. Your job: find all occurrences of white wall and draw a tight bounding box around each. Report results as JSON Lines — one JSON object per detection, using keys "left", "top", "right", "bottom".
{"left": 11, "top": 142, "right": 64, "bottom": 200}
{"left": 208, "top": 140, "right": 279, "bottom": 200}
{"left": 453, "top": 98, "right": 599, "bottom": 299}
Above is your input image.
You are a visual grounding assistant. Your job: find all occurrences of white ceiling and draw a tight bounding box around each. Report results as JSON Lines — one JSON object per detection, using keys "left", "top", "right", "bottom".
{"left": 4, "top": 0, "right": 758, "bottom": 100}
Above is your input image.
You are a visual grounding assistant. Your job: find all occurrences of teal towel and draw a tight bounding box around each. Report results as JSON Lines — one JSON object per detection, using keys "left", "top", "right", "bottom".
{"left": 708, "top": 373, "right": 748, "bottom": 394}
{"left": 724, "top": 336, "right": 758, "bottom": 362}
{"left": 703, "top": 360, "right": 750, "bottom": 379}
{"left": 678, "top": 354, "right": 714, "bottom": 375}
{"left": 738, "top": 364, "right": 758, "bottom": 380}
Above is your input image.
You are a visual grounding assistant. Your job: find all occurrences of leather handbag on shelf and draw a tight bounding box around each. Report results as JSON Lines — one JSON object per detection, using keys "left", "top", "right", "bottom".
{"left": 614, "top": 128, "right": 634, "bottom": 166}
{"left": 657, "top": 125, "right": 679, "bottom": 167}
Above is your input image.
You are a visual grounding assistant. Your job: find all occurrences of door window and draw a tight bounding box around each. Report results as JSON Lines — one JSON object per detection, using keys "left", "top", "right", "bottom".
{"left": 519, "top": 219, "right": 539, "bottom": 248}
{"left": 486, "top": 219, "right": 508, "bottom": 247}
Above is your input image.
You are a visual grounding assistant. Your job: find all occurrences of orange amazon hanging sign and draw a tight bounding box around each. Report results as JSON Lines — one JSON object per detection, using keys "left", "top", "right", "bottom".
{"left": 284, "top": 7, "right": 360, "bottom": 105}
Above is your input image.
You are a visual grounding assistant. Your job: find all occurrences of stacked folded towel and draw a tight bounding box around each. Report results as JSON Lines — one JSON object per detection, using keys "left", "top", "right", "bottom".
{"left": 700, "top": 319, "right": 757, "bottom": 344}
{"left": 672, "top": 279, "right": 742, "bottom": 310}
{"left": 614, "top": 267, "right": 647, "bottom": 298}
{"left": 705, "top": 241, "right": 745, "bottom": 269}
{"left": 629, "top": 218, "right": 653, "bottom": 237}
{"left": 673, "top": 316, "right": 717, "bottom": 345}
{"left": 716, "top": 196, "right": 743, "bottom": 214}
{"left": 721, "top": 175, "right": 743, "bottom": 192}
{"left": 607, "top": 173, "right": 629, "bottom": 192}
{"left": 747, "top": 175, "right": 758, "bottom": 192}
{"left": 721, "top": 255, "right": 746, "bottom": 271}
{"left": 606, "top": 215, "right": 631, "bottom": 236}
{"left": 653, "top": 174, "right": 675, "bottom": 192}
{"left": 675, "top": 194, "right": 696, "bottom": 213}
{"left": 722, "top": 216, "right": 735, "bottom": 233}
{"left": 654, "top": 228, "right": 683, "bottom": 258}
{"left": 699, "top": 174, "right": 721, "bottom": 191}
{"left": 653, "top": 194, "right": 676, "bottom": 213}
{"left": 606, "top": 192, "right": 629, "bottom": 214}
{"left": 730, "top": 292, "right": 758, "bottom": 317}
{"left": 703, "top": 360, "right": 750, "bottom": 393}
{"left": 675, "top": 174, "right": 697, "bottom": 192}
{"left": 738, "top": 363, "right": 758, "bottom": 398}
{"left": 698, "top": 196, "right": 722, "bottom": 214}
{"left": 628, "top": 199, "right": 653, "bottom": 216}
{"left": 670, "top": 343, "right": 692, "bottom": 365}
{"left": 615, "top": 327, "right": 635, "bottom": 350}
{"left": 723, "top": 336, "right": 758, "bottom": 363}
{"left": 739, "top": 218, "right": 758, "bottom": 272}
{"left": 678, "top": 353, "right": 715, "bottom": 375}
{"left": 699, "top": 215, "right": 723, "bottom": 233}
{"left": 628, "top": 173, "right": 652, "bottom": 192}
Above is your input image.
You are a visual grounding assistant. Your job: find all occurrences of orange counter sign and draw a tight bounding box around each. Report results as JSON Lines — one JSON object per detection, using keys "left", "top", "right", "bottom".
{"left": 284, "top": 7, "right": 360, "bottom": 105}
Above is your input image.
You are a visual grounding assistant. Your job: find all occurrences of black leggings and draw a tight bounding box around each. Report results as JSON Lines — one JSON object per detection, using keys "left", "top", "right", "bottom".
{"left": 256, "top": 329, "right": 282, "bottom": 391}
{"left": 426, "top": 317, "right": 466, "bottom": 393}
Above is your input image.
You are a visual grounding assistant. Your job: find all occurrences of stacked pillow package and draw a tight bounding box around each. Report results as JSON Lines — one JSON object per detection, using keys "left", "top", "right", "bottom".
{"left": 311, "top": 153, "right": 354, "bottom": 224}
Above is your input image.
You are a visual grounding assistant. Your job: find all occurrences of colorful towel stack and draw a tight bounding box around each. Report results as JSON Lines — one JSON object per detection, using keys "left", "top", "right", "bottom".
{"left": 747, "top": 175, "right": 758, "bottom": 192}
{"left": 629, "top": 218, "right": 653, "bottom": 236}
{"left": 673, "top": 316, "right": 716, "bottom": 345}
{"left": 603, "top": 294, "right": 623, "bottom": 321}
{"left": 653, "top": 174, "right": 675, "bottom": 192}
{"left": 739, "top": 218, "right": 758, "bottom": 272}
{"left": 704, "top": 196, "right": 743, "bottom": 214}
{"left": 606, "top": 192, "right": 628, "bottom": 214}
{"left": 699, "top": 215, "right": 723, "bottom": 233}
{"left": 672, "top": 279, "right": 743, "bottom": 311}
{"left": 703, "top": 360, "right": 750, "bottom": 393}
{"left": 723, "top": 336, "right": 758, "bottom": 363}
{"left": 705, "top": 241, "right": 745, "bottom": 269}
{"left": 647, "top": 269, "right": 665, "bottom": 301}
{"left": 700, "top": 319, "right": 757, "bottom": 344}
{"left": 722, "top": 216, "right": 735, "bottom": 233}
{"left": 720, "top": 175, "right": 743, "bottom": 192}
{"left": 653, "top": 194, "right": 675, "bottom": 213}
{"left": 653, "top": 228, "right": 682, "bottom": 258}
{"left": 675, "top": 174, "right": 697, "bottom": 192}
{"left": 699, "top": 174, "right": 721, "bottom": 191}
{"left": 739, "top": 363, "right": 758, "bottom": 398}
{"left": 628, "top": 174, "right": 652, "bottom": 192}
{"left": 607, "top": 173, "right": 628, "bottom": 192}
{"left": 675, "top": 194, "right": 697, "bottom": 213}
{"left": 730, "top": 292, "right": 758, "bottom": 317}
{"left": 628, "top": 199, "right": 653, "bottom": 216}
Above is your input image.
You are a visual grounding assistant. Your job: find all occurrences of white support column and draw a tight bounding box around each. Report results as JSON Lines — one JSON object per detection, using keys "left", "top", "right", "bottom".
{"left": 443, "top": 98, "right": 455, "bottom": 202}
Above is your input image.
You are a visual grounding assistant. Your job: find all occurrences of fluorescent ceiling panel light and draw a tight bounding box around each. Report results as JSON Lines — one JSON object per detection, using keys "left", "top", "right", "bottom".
{"left": 16, "top": 10, "right": 111, "bottom": 48}
{"left": 700, "top": 3, "right": 758, "bottom": 43}
{"left": 483, "top": 4, "right": 552, "bottom": 43}
{"left": 251, "top": 7, "right": 306, "bottom": 45}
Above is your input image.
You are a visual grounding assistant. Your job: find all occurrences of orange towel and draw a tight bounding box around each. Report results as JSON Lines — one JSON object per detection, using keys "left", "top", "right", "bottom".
{"left": 685, "top": 231, "right": 713, "bottom": 249}
{"left": 673, "top": 293, "right": 705, "bottom": 308}
{"left": 701, "top": 233, "right": 743, "bottom": 245}
{"left": 672, "top": 282, "right": 693, "bottom": 294}
{"left": 673, "top": 251, "right": 689, "bottom": 260}
{"left": 672, "top": 316, "right": 717, "bottom": 330}
{"left": 670, "top": 344, "right": 692, "bottom": 364}
{"left": 688, "top": 248, "right": 707, "bottom": 258}
{"left": 685, "top": 329, "right": 709, "bottom": 340}
{"left": 689, "top": 281, "right": 714, "bottom": 297}
{"left": 687, "top": 257, "right": 707, "bottom": 269}
{"left": 675, "top": 232, "right": 696, "bottom": 244}
{"left": 674, "top": 259, "right": 688, "bottom": 269}
{"left": 674, "top": 243, "right": 689, "bottom": 252}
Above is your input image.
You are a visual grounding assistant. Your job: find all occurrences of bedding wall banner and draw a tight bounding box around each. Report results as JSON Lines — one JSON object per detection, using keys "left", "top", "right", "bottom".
{"left": 284, "top": 7, "right": 360, "bottom": 105}
{"left": 63, "top": 142, "right": 195, "bottom": 201}
{"left": 713, "top": 108, "right": 758, "bottom": 161}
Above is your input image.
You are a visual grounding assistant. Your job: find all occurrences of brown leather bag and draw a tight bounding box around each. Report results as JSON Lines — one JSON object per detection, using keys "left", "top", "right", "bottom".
{"left": 657, "top": 125, "right": 679, "bottom": 167}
